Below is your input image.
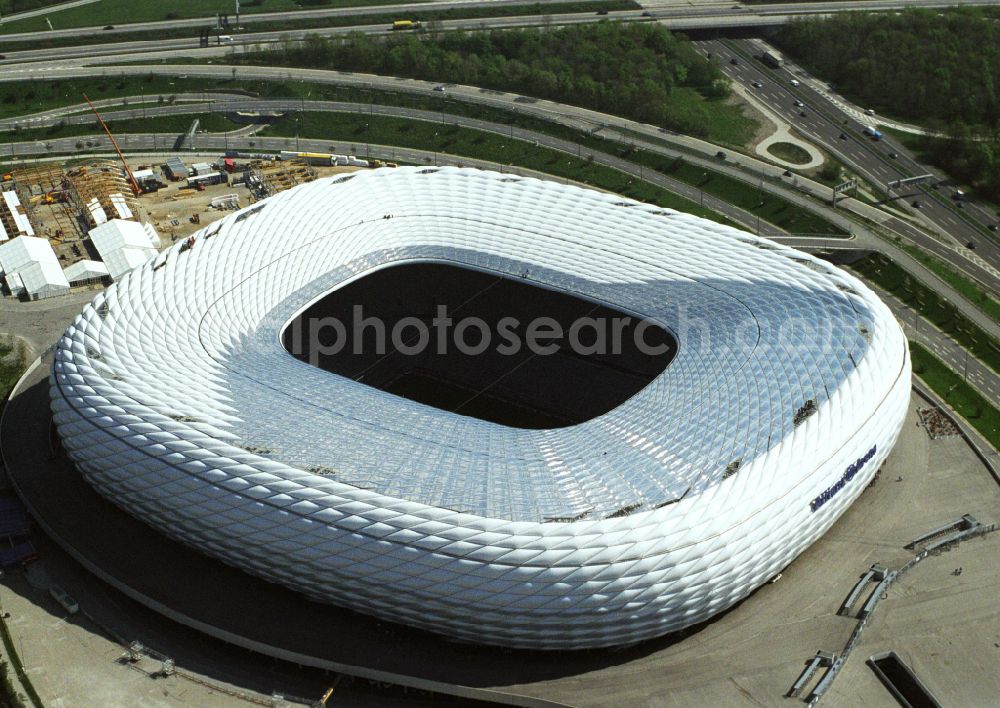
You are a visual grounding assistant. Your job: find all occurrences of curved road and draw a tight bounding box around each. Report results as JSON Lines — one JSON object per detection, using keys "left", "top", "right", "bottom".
{"left": 4, "top": 59, "right": 994, "bottom": 294}
{"left": 0, "top": 0, "right": 589, "bottom": 41}
{"left": 8, "top": 96, "right": 1000, "bottom": 343}
{"left": 4, "top": 0, "right": 999, "bottom": 43}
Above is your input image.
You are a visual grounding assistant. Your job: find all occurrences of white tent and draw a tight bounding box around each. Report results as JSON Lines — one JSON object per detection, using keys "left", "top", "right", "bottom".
{"left": 0, "top": 236, "right": 69, "bottom": 299}
{"left": 63, "top": 259, "right": 110, "bottom": 284}
{"left": 87, "top": 197, "right": 108, "bottom": 226}
{"left": 89, "top": 219, "right": 161, "bottom": 280}
{"left": 2, "top": 191, "right": 34, "bottom": 236}
{"left": 109, "top": 193, "right": 133, "bottom": 220}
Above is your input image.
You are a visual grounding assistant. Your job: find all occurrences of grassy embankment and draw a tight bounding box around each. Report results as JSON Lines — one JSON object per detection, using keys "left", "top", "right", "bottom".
{"left": 262, "top": 111, "right": 841, "bottom": 234}
{"left": 851, "top": 253, "right": 1000, "bottom": 375}
{"left": 0, "top": 72, "right": 842, "bottom": 235}
{"left": 910, "top": 342, "right": 1000, "bottom": 449}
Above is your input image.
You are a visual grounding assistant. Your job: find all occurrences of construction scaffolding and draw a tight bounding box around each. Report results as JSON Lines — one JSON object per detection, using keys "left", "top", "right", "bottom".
{"left": 8, "top": 162, "right": 64, "bottom": 235}
{"left": 7, "top": 162, "right": 83, "bottom": 259}
{"left": 244, "top": 159, "right": 315, "bottom": 201}
{"left": 66, "top": 160, "right": 142, "bottom": 229}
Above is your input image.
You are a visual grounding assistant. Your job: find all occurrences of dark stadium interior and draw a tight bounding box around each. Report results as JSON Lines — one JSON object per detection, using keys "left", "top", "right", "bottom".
{"left": 282, "top": 262, "right": 676, "bottom": 428}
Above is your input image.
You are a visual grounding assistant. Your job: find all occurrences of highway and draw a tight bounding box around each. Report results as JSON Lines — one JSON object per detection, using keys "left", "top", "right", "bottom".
{"left": 873, "top": 282, "right": 1000, "bottom": 407}
{"left": 7, "top": 58, "right": 998, "bottom": 296}
{"left": 0, "top": 11, "right": 650, "bottom": 64}
{"left": 0, "top": 0, "right": 995, "bottom": 274}
{"left": 3, "top": 0, "right": 1000, "bottom": 46}
{"left": 0, "top": 0, "right": 602, "bottom": 42}
{"left": 9, "top": 88, "right": 1000, "bottom": 343}
{"left": 700, "top": 39, "right": 1000, "bottom": 265}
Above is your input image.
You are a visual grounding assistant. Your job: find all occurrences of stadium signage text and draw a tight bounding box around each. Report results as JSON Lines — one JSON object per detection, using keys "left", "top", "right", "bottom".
{"left": 810, "top": 445, "right": 877, "bottom": 512}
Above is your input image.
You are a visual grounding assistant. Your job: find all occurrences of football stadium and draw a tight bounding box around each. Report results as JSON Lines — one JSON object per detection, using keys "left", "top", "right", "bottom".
{"left": 49, "top": 167, "right": 911, "bottom": 650}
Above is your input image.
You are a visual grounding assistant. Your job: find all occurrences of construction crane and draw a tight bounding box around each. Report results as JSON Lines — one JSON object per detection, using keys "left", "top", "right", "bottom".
{"left": 83, "top": 93, "right": 141, "bottom": 195}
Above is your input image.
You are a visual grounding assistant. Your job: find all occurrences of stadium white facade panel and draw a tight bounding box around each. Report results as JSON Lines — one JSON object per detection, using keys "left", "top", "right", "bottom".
{"left": 50, "top": 168, "right": 910, "bottom": 649}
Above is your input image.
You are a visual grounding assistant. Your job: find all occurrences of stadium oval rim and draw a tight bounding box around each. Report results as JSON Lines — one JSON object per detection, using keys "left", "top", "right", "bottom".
{"left": 50, "top": 166, "right": 911, "bottom": 649}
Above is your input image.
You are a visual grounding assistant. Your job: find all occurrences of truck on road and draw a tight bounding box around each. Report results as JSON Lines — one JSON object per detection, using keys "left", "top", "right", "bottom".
{"left": 862, "top": 125, "right": 884, "bottom": 140}
{"left": 761, "top": 50, "right": 783, "bottom": 69}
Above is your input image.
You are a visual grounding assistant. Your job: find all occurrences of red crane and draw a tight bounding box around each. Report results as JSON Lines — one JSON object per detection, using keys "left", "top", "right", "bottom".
{"left": 83, "top": 93, "right": 141, "bottom": 195}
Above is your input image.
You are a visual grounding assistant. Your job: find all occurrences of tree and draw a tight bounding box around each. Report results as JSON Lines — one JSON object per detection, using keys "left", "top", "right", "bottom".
{"left": 235, "top": 22, "right": 734, "bottom": 137}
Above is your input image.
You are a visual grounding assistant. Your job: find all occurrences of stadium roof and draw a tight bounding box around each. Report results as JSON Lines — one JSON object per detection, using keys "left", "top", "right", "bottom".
{"left": 51, "top": 167, "right": 909, "bottom": 649}
{"left": 56, "top": 168, "right": 886, "bottom": 523}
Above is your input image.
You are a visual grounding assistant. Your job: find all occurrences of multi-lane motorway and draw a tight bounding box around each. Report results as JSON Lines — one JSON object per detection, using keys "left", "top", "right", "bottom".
{"left": 3, "top": 0, "right": 998, "bottom": 45}
{"left": 2, "top": 51, "right": 998, "bottom": 293}
{"left": 700, "top": 39, "right": 1000, "bottom": 262}
{"left": 0, "top": 3, "right": 997, "bottom": 294}
{"left": 0, "top": 0, "right": 591, "bottom": 43}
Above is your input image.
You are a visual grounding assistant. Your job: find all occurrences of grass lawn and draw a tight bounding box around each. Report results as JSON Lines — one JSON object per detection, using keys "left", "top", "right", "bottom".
{"left": 0, "top": 74, "right": 267, "bottom": 120}
{"left": 261, "top": 112, "right": 736, "bottom": 224}
{"left": 0, "top": 343, "right": 24, "bottom": 402}
{"left": 910, "top": 341, "right": 1000, "bottom": 449}
{"left": 851, "top": 252, "right": 1000, "bottom": 375}
{"left": 262, "top": 111, "right": 839, "bottom": 233}
{"left": 665, "top": 89, "right": 756, "bottom": 148}
{"left": 766, "top": 141, "right": 811, "bottom": 165}
{"left": 614, "top": 147, "right": 842, "bottom": 235}
{"left": 891, "top": 238, "right": 1000, "bottom": 323}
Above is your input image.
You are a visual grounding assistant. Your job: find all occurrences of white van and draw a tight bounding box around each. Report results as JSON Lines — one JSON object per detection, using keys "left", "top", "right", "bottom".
{"left": 789, "top": 79, "right": 800, "bottom": 87}
{"left": 219, "top": 35, "right": 234, "bottom": 43}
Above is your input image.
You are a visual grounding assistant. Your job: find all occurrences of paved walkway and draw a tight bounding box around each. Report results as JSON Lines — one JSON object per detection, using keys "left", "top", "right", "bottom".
{"left": 730, "top": 82, "right": 824, "bottom": 169}
{"left": 5, "top": 353, "right": 999, "bottom": 705}
{"left": 0, "top": 289, "right": 97, "bottom": 357}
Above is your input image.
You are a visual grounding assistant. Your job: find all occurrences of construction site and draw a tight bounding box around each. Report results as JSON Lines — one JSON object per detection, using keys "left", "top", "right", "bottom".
{"left": 0, "top": 98, "right": 402, "bottom": 300}
{"left": 0, "top": 148, "right": 377, "bottom": 301}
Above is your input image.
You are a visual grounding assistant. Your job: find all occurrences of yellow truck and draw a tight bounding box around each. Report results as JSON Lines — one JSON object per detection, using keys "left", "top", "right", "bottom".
{"left": 392, "top": 20, "right": 420, "bottom": 30}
